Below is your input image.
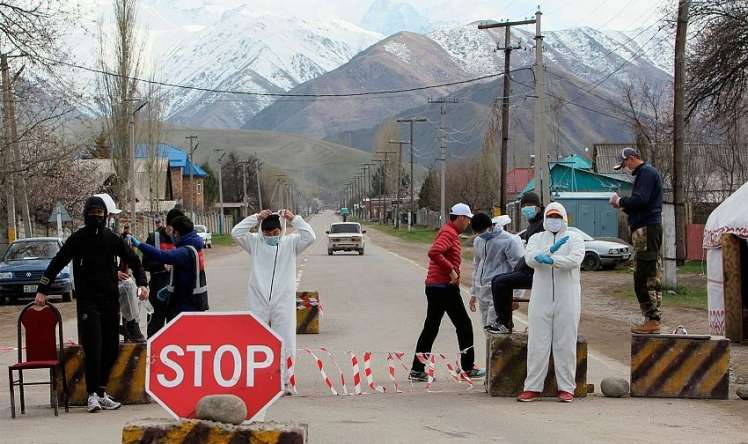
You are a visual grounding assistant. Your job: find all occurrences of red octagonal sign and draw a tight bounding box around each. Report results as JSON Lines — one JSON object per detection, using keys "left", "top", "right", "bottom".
{"left": 147, "top": 312, "right": 283, "bottom": 421}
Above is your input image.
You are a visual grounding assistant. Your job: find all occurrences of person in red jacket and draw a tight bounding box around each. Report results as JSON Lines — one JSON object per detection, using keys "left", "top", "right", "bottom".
{"left": 409, "top": 203, "right": 486, "bottom": 381}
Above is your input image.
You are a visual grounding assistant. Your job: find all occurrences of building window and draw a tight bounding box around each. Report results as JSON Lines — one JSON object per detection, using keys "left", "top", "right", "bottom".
{"left": 196, "top": 183, "right": 203, "bottom": 194}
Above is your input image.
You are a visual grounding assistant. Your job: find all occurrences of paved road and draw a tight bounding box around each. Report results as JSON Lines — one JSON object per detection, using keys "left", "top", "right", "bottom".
{"left": 1, "top": 211, "right": 746, "bottom": 443}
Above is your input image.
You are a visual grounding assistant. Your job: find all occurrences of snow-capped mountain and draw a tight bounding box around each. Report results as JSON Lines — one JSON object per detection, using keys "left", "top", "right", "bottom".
{"left": 161, "top": 8, "right": 382, "bottom": 128}
{"left": 361, "top": 0, "right": 433, "bottom": 36}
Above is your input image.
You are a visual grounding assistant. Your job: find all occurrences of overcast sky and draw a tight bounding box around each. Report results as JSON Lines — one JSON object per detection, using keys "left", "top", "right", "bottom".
{"left": 236, "top": 0, "right": 670, "bottom": 31}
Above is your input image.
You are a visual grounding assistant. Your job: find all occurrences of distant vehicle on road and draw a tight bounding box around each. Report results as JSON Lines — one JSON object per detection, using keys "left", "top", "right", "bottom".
{"left": 0, "top": 237, "right": 73, "bottom": 304}
{"left": 327, "top": 222, "right": 366, "bottom": 256}
{"left": 195, "top": 225, "right": 212, "bottom": 248}
{"left": 566, "top": 227, "right": 631, "bottom": 271}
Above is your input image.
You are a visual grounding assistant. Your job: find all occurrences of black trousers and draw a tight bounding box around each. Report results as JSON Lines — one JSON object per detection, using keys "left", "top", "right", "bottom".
{"left": 412, "top": 285, "right": 474, "bottom": 372}
{"left": 491, "top": 270, "right": 533, "bottom": 330}
{"left": 147, "top": 272, "right": 170, "bottom": 338}
{"left": 77, "top": 296, "right": 120, "bottom": 395}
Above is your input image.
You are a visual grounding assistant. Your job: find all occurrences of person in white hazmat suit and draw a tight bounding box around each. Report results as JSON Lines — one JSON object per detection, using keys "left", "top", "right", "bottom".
{"left": 517, "top": 202, "right": 585, "bottom": 403}
{"left": 469, "top": 213, "right": 524, "bottom": 328}
{"left": 231, "top": 209, "right": 316, "bottom": 392}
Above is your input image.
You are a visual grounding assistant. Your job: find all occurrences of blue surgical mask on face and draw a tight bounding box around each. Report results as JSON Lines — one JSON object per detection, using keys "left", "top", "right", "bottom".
{"left": 522, "top": 206, "right": 538, "bottom": 220}
{"left": 264, "top": 236, "right": 280, "bottom": 247}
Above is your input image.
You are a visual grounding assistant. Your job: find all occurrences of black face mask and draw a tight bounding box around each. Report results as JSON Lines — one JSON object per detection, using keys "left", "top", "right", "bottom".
{"left": 84, "top": 214, "right": 106, "bottom": 230}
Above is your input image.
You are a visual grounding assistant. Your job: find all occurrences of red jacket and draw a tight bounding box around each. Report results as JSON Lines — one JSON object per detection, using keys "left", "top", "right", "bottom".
{"left": 425, "top": 223, "right": 461, "bottom": 286}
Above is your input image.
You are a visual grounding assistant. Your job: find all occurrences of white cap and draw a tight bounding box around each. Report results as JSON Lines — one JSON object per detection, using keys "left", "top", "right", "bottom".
{"left": 94, "top": 193, "right": 122, "bottom": 215}
{"left": 449, "top": 203, "right": 473, "bottom": 218}
{"left": 492, "top": 215, "right": 512, "bottom": 226}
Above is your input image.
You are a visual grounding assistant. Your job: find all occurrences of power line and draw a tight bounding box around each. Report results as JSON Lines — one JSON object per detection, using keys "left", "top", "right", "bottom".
{"left": 33, "top": 54, "right": 533, "bottom": 98}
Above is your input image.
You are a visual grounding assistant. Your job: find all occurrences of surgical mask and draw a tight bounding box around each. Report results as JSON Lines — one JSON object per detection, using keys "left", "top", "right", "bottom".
{"left": 545, "top": 218, "right": 566, "bottom": 233}
{"left": 84, "top": 214, "right": 106, "bottom": 230}
{"left": 478, "top": 229, "right": 498, "bottom": 241}
{"left": 522, "top": 206, "right": 538, "bottom": 220}
{"left": 264, "top": 236, "right": 280, "bottom": 247}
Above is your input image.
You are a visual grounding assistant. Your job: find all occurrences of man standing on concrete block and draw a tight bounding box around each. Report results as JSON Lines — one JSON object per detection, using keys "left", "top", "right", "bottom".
{"left": 231, "top": 209, "right": 316, "bottom": 394}
{"left": 410, "top": 203, "right": 486, "bottom": 382}
{"left": 609, "top": 147, "right": 664, "bottom": 334}
{"left": 518, "top": 203, "right": 585, "bottom": 403}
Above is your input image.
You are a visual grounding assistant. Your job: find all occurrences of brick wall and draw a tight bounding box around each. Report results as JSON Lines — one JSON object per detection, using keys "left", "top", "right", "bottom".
{"left": 182, "top": 176, "right": 205, "bottom": 212}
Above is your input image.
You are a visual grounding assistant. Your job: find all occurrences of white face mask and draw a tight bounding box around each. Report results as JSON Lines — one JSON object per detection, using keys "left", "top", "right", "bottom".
{"left": 545, "top": 218, "right": 565, "bottom": 233}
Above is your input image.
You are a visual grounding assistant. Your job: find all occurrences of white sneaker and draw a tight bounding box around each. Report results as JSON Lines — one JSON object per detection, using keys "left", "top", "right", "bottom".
{"left": 98, "top": 392, "right": 122, "bottom": 410}
{"left": 87, "top": 394, "right": 101, "bottom": 413}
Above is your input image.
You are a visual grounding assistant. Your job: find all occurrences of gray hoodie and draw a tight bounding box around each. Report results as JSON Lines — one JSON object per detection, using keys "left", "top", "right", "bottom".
{"left": 471, "top": 228, "right": 524, "bottom": 294}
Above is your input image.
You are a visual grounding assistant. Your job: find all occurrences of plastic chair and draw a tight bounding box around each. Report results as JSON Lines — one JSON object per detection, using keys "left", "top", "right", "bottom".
{"left": 8, "top": 302, "right": 69, "bottom": 418}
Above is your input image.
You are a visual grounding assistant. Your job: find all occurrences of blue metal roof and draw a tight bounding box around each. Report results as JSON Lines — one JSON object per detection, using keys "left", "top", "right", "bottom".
{"left": 135, "top": 143, "right": 207, "bottom": 178}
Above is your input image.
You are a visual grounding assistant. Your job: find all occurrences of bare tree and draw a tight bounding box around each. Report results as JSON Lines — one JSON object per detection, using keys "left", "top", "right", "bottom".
{"left": 372, "top": 119, "right": 401, "bottom": 196}
{"left": 143, "top": 69, "right": 164, "bottom": 213}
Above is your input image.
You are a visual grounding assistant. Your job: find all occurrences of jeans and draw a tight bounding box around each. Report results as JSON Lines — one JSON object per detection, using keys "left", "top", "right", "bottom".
{"left": 491, "top": 270, "right": 533, "bottom": 330}
{"left": 412, "top": 285, "right": 475, "bottom": 372}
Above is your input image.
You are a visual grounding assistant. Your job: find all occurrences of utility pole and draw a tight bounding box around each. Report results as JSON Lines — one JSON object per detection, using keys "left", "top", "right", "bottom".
{"left": 479, "top": 18, "right": 532, "bottom": 212}
{"left": 388, "top": 140, "right": 407, "bottom": 229}
{"left": 1, "top": 54, "right": 17, "bottom": 243}
{"left": 362, "top": 162, "right": 375, "bottom": 220}
{"left": 185, "top": 135, "right": 199, "bottom": 217}
{"left": 429, "top": 97, "right": 459, "bottom": 225}
{"left": 215, "top": 149, "right": 226, "bottom": 234}
{"left": 242, "top": 163, "right": 249, "bottom": 216}
{"left": 255, "top": 155, "right": 263, "bottom": 210}
{"left": 397, "top": 118, "right": 427, "bottom": 230}
{"left": 673, "top": 0, "right": 690, "bottom": 266}
{"left": 129, "top": 100, "right": 148, "bottom": 235}
{"left": 373, "top": 159, "right": 385, "bottom": 222}
{"left": 533, "top": 9, "right": 550, "bottom": 205}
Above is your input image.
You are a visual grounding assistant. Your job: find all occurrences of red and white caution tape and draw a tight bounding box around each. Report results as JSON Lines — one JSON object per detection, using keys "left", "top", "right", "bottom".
{"left": 320, "top": 347, "right": 348, "bottom": 395}
{"left": 305, "top": 348, "right": 338, "bottom": 396}
{"left": 286, "top": 355, "right": 297, "bottom": 394}
{"left": 350, "top": 352, "right": 364, "bottom": 395}
{"left": 438, "top": 353, "right": 463, "bottom": 384}
{"left": 415, "top": 353, "right": 436, "bottom": 390}
{"left": 385, "top": 353, "right": 403, "bottom": 393}
{"left": 296, "top": 298, "right": 324, "bottom": 315}
{"left": 363, "top": 351, "right": 386, "bottom": 393}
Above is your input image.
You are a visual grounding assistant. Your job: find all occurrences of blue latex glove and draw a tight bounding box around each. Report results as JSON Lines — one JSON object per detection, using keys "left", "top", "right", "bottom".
{"left": 534, "top": 253, "right": 554, "bottom": 265}
{"left": 549, "top": 235, "right": 570, "bottom": 253}
{"left": 128, "top": 234, "right": 141, "bottom": 248}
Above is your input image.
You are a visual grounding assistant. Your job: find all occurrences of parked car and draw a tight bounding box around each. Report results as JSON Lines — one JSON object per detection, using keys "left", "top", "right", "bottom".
{"left": 0, "top": 237, "right": 73, "bottom": 304}
{"left": 195, "top": 225, "right": 212, "bottom": 248}
{"left": 326, "top": 222, "right": 366, "bottom": 255}
{"left": 566, "top": 227, "right": 632, "bottom": 271}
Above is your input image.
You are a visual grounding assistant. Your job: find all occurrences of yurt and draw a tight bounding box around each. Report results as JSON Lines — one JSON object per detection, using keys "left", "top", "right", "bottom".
{"left": 703, "top": 181, "right": 748, "bottom": 342}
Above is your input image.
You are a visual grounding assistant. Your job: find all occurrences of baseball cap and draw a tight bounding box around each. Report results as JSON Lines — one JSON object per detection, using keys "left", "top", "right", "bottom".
{"left": 613, "top": 147, "right": 640, "bottom": 170}
{"left": 492, "top": 215, "right": 512, "bottom": 226}
{"left": 450, "top": 203, "right": 473, "bottom": 218}
{"left": 546, "top": 208, "right": 563, "bottom": 218}
{"left": 93, "top": 193, "right": 121, "bottom": 215}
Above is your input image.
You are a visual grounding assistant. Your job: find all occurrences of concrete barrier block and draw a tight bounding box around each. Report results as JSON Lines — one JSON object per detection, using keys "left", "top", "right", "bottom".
{"left": 296, "top": 291, "right": 319, "bottom": 334}
{"left": 56, "top": 342, "right": 150, "bottom": 406}
{"left": 485, "top": 333, "right": 588, "bottom": 398}
{"left": 122, "top": 419, "right": 307, "bottom": 444}
{"left": 630, "top": 334, "right": 729, "bottom": 399}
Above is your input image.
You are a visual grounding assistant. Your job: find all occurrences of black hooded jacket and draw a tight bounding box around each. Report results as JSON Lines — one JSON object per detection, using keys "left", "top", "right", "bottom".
{"left": 37, "top": 196, "right": 147, "bottom": 299}
{"left": 513, "top": 206, "right": 545, "bottom": 274}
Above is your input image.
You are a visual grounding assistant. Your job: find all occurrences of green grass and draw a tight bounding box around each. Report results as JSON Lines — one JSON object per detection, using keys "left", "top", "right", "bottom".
{"left": 612, "top": 284, "right": 707, "bottom": 310}
{"left": 211, "top": 234, "right": 236, "bottom": 247}
{"left": 366, "top": 223, "right": 439, "bottom": 244}
{"left": 613, "top": 260, "right": 705, "bottom": 275}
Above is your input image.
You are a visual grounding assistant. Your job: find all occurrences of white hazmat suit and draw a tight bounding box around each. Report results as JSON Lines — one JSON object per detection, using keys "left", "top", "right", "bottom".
{"left": 231, "top": 213, "right": 316, "bottom": 386}
{"left": 523, "top": 202, "right": 585, "bottom": 394}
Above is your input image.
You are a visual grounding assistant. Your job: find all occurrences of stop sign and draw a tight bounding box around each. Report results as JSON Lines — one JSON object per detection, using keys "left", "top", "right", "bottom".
{"left": 146, "top": 312, "right": 283, "bottom": 421}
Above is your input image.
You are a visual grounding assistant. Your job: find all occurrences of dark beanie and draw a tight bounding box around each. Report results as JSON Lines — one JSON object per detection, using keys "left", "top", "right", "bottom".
{"left": 470, "top": 213, "right": 492, "bottom": 232}
{"left": 170, "top": 215, "right": 194, "bottom": 236}
{"left": 261, "top": 214, "right": 282, "bottom": 232}
{"left": 520, "top": 192, "right": 541, "bottom": 207}
{"left": 166, "top": 208, "right": 185, "bottom": 225}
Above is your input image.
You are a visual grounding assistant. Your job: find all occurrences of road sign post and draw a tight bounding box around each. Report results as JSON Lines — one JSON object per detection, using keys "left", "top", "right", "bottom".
{"left": 146, "top": 312, "right": 283, "bottom": 421}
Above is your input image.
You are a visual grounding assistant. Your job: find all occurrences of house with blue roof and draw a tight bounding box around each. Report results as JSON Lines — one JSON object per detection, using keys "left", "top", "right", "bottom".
{"left": 136, "top": 143, "right": 208, "bottom": 212}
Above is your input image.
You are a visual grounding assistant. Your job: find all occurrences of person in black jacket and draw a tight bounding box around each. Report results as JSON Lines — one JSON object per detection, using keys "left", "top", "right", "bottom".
{"left": 142, "top": 216, "right": 177, "bottom": 337}
{"left": 486, "top": 192, "right": 545, "bottom": 334}
{"left": 610, "top": 147, "right": 664, "bottom": 334}
{"left": 35, "top": 195, "right": 148, "bottom": 413}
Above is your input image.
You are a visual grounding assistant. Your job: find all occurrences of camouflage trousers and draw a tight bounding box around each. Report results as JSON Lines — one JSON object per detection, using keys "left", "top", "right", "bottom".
{"left": 631, "top": 224, "right": 663, "bottom": 322}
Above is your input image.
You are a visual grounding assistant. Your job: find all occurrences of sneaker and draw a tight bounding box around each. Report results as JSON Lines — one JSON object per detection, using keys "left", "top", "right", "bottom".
{"left": 558, "top": 391, "right": 574, "bottom": 403}
{"left": 126, "top": 320, "right": 146, "bottom": 343}
{"left": 486, "top": 322, "right": 512, "bottom": 335}
{"left": 98, "top": 392, "right": 122, "bottom": 410}
{"left": 631, "top": 319, "right": 661, "bottom": 334}
{"left": 466, "top": 368, "right": 486, "bottom": 379}
{"left": 283, "top": 389, "right": 294, "bottom": 396}
{"left": 87, "top": 393, "right": 101, "bottom": 413}
{"left": 408, "top": 370, "right": 429, "bottom": 382}
{"left": 517, "top": 391, "right": 541, "bottom": 402}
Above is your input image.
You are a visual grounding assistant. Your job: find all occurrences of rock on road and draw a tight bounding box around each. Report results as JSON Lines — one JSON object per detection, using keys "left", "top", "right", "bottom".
{"left": 0, "top": 211, "right": 745, "bottom": 443}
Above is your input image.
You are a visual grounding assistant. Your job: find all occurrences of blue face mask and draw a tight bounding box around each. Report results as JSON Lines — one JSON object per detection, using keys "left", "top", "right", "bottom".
{"left": 522, "top": 206, "right": 538, "bottom": 220}
{"left": 264, "top": 236, "right": 280, "bottom": 247}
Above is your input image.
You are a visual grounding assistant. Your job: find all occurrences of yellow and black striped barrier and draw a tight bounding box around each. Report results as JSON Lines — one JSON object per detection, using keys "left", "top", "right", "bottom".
{"left": 57, "top": 342, "right": 150, "bottom": 406}
{"left": 122, "top": 419, "right": 307, "bottom": 444}
{"left": 296, "top": 291, "right": 320, "bottom": 335}
{"left": 630, "top": 334, "right": 730, "bottom": 399}
{"left": 486, "top": 333, "right": 588, "bottom": 397}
